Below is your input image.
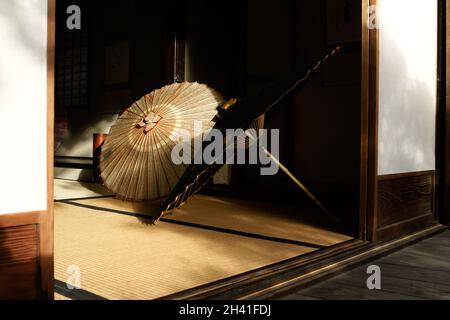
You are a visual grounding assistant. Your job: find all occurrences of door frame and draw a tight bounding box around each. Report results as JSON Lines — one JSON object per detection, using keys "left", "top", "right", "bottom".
{"left": 361, "top": 0, "right": 447, "bottom": 241}
{"left": 359, "top": 0, "right": 379, "bottom": 241}
{"left": 42, "top": 0, "right": 55, "bottom": 299}
{"left": 438, "top": 0, "right": 450, "bottom": 226}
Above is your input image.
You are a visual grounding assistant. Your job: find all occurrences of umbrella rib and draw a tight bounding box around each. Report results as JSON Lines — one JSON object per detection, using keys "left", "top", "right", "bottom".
{"left": 133, "top": 100, "right": 147, "bottom": 118}
{"left": 146, "top": 132, "right": 157, "bottom": 199}
{"left": 101, "top": 130, "right": 143, "bottom": 173}
{"left": 119, "top": 129, "right": 145, "bottom": 199}
{"left": 159, "top": 86, "right": 218, "bottom": 115}
{"left": 152, "top": 128, "right": 176, "bottom": 196}
{"left": 144, "top": 93, "right": 155, "bottom": 115}
{"left": 149, "top": 129, "right": 163, "bottom": 198}
{"left": 153, "top": 127, "right": 184, "bottom": 181}
{"left": 125, "top": 129, "right": 148, "bottom": 199}
{"left": 162, "top": 95, "right": 221, "bottom": 116}
{"left": 152, "top": 83, "right": 185, "bottom": 116}
{"left": 124, "top": 108, "right": 145, "bottom": 119}
{"left": 103, "top": 129, "right": 144, "bottom": 193}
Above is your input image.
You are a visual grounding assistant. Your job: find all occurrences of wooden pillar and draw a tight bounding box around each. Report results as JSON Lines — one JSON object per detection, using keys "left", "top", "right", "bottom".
{"left": 443, "top": 0, "right": 450, "bottom": 225}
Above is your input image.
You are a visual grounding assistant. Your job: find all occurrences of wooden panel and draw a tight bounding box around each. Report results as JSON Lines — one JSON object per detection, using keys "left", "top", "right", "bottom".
{"left": 0, "top": 225, "right": 39, "bottom": 300}
{"left": 0, "top": 212, "right": 40, "bottom": 229}
{"left": 376, "top": 171, "right": 437, "bottom": 240}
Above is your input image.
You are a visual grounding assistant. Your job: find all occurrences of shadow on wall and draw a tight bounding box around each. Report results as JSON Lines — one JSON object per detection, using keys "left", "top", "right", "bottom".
{"left": 55, "top": 113, "right": 118, "bottom": 158}
{"left": 54, "top": 112, "right": 118, "bottom": 182}
{"left": 378, "top": 29, "right": 436, "bottom": 175}
{"left": 54, "top": 167, "right": 94, "bottom": 182}
{"left": 0, "top": 0, "right": 46, "bottom": 101}
{"left": 0, "top": 1, "right": 46, "bottom": 64}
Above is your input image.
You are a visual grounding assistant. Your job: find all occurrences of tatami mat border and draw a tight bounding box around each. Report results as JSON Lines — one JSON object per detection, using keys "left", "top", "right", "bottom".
{"left": 61, "top": 200, "right": 327, "bottom": 249}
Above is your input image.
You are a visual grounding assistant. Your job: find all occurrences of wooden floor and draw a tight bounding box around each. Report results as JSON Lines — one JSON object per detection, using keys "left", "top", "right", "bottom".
{"left": 277, "top": 230, "right": 450, "bottom": 300}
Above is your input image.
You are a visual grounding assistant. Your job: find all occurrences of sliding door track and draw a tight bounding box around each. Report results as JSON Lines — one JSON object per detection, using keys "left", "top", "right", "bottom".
{"left": 160, "top": 224, "right": 446, "bottom": 300}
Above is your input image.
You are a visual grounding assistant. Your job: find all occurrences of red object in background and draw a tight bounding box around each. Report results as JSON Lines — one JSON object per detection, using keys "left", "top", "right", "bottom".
{"left": 93, "top": 134, "right": 108, "bottom": 184}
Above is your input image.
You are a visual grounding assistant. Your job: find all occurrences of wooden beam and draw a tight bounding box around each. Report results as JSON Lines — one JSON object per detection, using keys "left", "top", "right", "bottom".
{"left": 39, "top": 0, "right": 55, "bottom": 300}
{"left": 360, "top": 0, "right": 379, "bottom": 241}
{"left": 442, "top": 0, "right": 450, "bottom": 226}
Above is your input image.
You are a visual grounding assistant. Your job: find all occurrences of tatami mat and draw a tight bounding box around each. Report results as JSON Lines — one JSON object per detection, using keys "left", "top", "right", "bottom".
{"left": 54, "top": 202, "right": 315, "bottom": 300}
{"left": 55, "top": 293, "right": 71, "bottom": 301}
{"left": 54, "top": 179, "right": 113, "bottom": 201}
{"left": 73, "top": 195, "right": 352, "bottom": 247}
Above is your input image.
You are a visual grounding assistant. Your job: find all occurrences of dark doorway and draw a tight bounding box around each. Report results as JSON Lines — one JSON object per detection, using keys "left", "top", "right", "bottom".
{"left": 53, "top": 0, "right": 363, "bottom": 300}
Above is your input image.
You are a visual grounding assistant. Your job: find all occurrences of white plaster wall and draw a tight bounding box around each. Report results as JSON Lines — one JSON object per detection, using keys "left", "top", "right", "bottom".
{"left": 378, "top": 0, "right": 438, "bottom": 175}
{"left": 0, "top": 0, "right": 48, "bottom": 214}
{"left": 55, "top": 113, "right": 118, "bottom": 158}
{"left": 55, "top": 113, "right": 117, "bottom": 181}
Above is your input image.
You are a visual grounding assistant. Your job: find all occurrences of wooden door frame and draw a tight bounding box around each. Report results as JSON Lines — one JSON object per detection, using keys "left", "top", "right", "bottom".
{"left": 360, "top": 0, "right": 379, "bottom": 241}
{"left": 42, "top": 0, "right": 55, "bottom": 299}
{"left": 439, "top": 0, "right": 450, "bottom": 226}
{"left": 361, "top": 0, "right": 447, "bottom": 241}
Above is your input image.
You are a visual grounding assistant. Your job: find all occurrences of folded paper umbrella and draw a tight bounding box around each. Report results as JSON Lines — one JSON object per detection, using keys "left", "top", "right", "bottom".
{"left": 160, "top": 46, "right": 343, "bottom": 219}
{"left": 99, "top": 82, "right": 223, "bottom": 201}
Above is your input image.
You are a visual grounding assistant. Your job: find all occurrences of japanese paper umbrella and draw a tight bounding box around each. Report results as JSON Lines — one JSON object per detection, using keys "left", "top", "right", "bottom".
{"left": 99, "top": 82, "right": 223, "bottom": 201}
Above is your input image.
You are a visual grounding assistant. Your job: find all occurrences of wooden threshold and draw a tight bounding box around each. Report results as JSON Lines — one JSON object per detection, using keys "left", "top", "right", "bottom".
{"left": 160, "top": 224, "right": 446, "bottom": 300}
{"left": 249, "top": 224, "right": 447, "bottom": 300}
{"left": 159, "top": 239, "right": 365, "bottom": 300}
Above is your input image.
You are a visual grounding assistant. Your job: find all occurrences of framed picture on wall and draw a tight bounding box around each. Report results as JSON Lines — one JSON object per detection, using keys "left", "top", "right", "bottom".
{"left": 104, "top": 42, "right": 129, "bottom": 86}
{"left": 326, "top": 0, "right": 360, "bottom": 45}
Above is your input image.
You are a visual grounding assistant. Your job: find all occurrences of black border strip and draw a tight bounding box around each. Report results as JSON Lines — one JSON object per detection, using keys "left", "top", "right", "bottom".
{"left": 54, "top": 162, "right": 92, "bottom": 169}
{"left": 54, "top": 279, "right": 108, "bottom": 300}
{"left": 55, "top": 195, "right": 115, "bottom": 202}
{"left": 60, "top": 200, "right": 327, "bottom": 249}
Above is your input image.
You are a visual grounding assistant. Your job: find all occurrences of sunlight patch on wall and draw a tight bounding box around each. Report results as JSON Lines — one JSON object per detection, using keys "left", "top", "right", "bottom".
{"left": 378, "top": 0, "right": 437, "bottom": 175}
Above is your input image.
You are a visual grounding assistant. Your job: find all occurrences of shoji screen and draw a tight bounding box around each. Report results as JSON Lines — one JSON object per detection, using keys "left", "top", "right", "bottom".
{"left": 0, "top": 0, "right": 48, "bottom": 214}
{"left": 0, "top": 0, "right": 53, "bottom": 300}
{"left": 378, "top": 0, "right": 438, "bottom": 175}
{"left": 374, "top": 0, "right": 438, "bottom": 240}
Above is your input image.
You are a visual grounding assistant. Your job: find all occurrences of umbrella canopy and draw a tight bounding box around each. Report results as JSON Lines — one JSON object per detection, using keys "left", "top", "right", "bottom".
{"left": 100, "top": 82, "right": 223, "bottom": 201}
